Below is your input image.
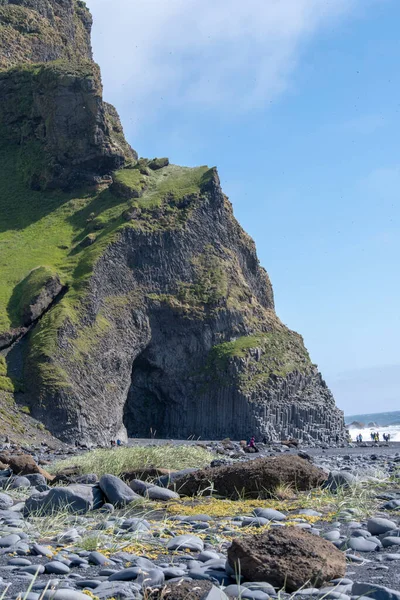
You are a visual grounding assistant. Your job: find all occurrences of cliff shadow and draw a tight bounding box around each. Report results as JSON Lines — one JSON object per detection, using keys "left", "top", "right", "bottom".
{"left": 123, "top": 350, "right": 170, "bottom": 439}
{"left": 0, "top": 145, "right": 80, "bottom": 234}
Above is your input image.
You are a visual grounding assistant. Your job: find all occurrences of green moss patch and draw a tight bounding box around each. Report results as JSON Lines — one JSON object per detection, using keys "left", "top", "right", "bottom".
{"left": 207, "top": 330, "right": 312, "bottom": 392}
{"left": 178, "top": 245, "right": 228, "bottom": 306}
{"left": 0, "top": 356, "right": 14, "bottom": 392}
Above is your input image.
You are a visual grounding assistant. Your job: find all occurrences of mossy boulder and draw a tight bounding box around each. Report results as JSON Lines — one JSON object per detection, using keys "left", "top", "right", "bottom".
{"left": 172, "top": 455, "right": 328, "bottom": 499}
{"left": 11, "top": 266, "right": 63, "bottom": 327}
{"left": 148, "top": 157, "right": 169, "bottom": 170}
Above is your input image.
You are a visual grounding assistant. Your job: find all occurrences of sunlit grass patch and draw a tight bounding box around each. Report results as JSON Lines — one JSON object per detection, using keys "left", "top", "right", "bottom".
{"left": 51, "top": 445, "right": 215, "bottom": 478}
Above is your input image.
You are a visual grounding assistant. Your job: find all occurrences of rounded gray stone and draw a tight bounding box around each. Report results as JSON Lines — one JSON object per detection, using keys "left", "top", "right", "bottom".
{"left": 163, "top": 567, "right": 188, "bottom": 578}
{"left": 0, "top": 533, "right": 20, "bottom": 547}
{"left": 20, "top": 564, "right": 45, "bottom": 575}
{"left": 382, "top": 537, "right": 400, "bottom": 548}
{"left": 146, "top": 485, "right": 180, "bottom": 501}
{"left": 167, "top": 535, "right": 204, "bottom": 552}
{"left": 367, "top": 518, "right": 397, "bottom": 535}
{"left": 241, "top": 517, "right": 269, "bottom": 528}
{"left": 45, "top": 561, "right": 71, "bottom": 575}
{"left": 31, "top": 543, "right": 53, "bottom": 557}
{"left": 108, "top": 567, "right": 141, "bottom": 581}
{"left": 136, "top": 567, "right": 165, "bottom": 588}
{"left": 296, "top": 509, "right": 322, "bottom": 517}
{"left": 9, "top": 476, "right": 31, "bottom": 489}
{"left": 88, "top": 551, "right": 112, "bottom": 566}
{"left": 347, "top": 537, "right": 379, "bottom": 552}
{"left": 25, "top": 474, "right": 47, "bottom": 487}
{"left": 25, "top": 485, "right": 103, "bottom": 516}
{"left": 322, "top": 530, "right": 341, "bottom": 541}
{"left": 253, "top": 508, "right": 286, "bottom": 521}
{"left": 8, "top": 557, "right": 32, "bottom": 566}
{"left": 325, "top": 471, "right": 356, "bottom": 492}
{"left": 99, "top": 474, "right": 140, "bottom": 507}
{"left": 198, "top": 551, "right": 221, "bottom": 562}
{"left": 0, "top": 492, "right": 13, "bottom": 510}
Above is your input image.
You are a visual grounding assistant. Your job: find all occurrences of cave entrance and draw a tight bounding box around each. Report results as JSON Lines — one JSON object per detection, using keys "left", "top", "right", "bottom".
{"left": 123, "top": 350, "right": 170, "bottom": 438}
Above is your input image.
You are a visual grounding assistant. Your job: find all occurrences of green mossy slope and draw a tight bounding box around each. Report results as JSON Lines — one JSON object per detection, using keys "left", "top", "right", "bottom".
{"left": 0, "top": 141, "right": 210, "bottom": 356}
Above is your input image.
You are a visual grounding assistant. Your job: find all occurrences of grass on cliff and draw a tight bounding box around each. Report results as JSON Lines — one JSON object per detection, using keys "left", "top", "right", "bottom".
{"left": 206, "top": 330, "right": 312, "bottom": 392}
{"left": 114, "top": 163, "right": 209, "bottom": 209}
{"left": 50, "top": 445, "right": 215, "bottom": 478}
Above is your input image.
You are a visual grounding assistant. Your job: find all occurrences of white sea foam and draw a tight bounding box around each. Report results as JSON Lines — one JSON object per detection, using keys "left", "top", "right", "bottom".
{"left": 347, "top": 424, "right": 400, "bottom": 442}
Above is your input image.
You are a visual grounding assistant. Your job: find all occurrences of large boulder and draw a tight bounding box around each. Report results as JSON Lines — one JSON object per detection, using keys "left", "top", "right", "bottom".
{"left": 24, "top": 484, "right": 104, "bottom": 516}
{"left": 173, "top": 455, "right": 327, "bottom": 499}
{"left": 129, "top": 479, "right": 179, "bottom": 501}
{"left": 324, "top": 470, "right": 356, "bottom": 492}
{"left": 227, "top": 527, "right": 346, "bottom": 592}
{"left": 99, "top": 474, "right": 141, "bottom": 507}
{"left": 0, "top": 453, "right": 54, "bottom": 481}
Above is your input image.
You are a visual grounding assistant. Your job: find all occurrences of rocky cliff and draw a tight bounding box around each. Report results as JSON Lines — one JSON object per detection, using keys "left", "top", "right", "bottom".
{"left": 0, "top": 0, "right": 135, "bottom": 189}
{"left": 0, "top": 0, "right": 345, "bottom": 444}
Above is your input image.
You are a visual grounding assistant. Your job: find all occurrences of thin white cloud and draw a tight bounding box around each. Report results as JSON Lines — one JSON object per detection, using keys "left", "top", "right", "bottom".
{"left": 86, "top": 0, "right": 358, "bottom": 122}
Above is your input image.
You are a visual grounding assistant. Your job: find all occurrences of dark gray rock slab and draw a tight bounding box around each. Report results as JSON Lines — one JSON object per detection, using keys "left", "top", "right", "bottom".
{"left": 345, "top": 537, "right": 379, "bottom": 552}
{"left": 0, "top": 533, "right": 20, "bottom": 547}
{"left": 367, "top": 518, "right": 397, "bottom": 535}
{"left": 253, "top": 508, "right": 286, "bottom": 521}
{"left": 25, "top": 474, "right": 47, "bottom": 487}
{"left": 88, "top": 551, "right": 113, "bottom": 566}
{"left": 20, "top": 564, "right": 45, "bottom": 575}
{"left": 352, "top": 582, "right": 400, "bottom": 600}
{"left": 45, "top": 561, "right": 71, "bottom": 575}
{"left": 136, "top": 567, "right": 165, "bottom": 588}
{"left": 0, "top": 492, "right": 13, "bottom": 510}
{"left": 99, "top": 475, "right": 140, "bottom": 507}
{"left": 108, "top": 567, "right": 141, "bottom": 581}
{"left": 24, "top": 485, "right": 103, "bottom": 516}
{"left": 324, "top": 471, "right": 356, "bottom": 491}
{"left": 167, "top": 535, "right": 204, "bottom": 552}
{"left": 9, "top": 476, "right": 31, "bottom": 489}
{"left": 382, "top": 537, "right": 400, "bottom": 547}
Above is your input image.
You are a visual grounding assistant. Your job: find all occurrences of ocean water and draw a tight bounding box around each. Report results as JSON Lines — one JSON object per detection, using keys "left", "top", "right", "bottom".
{"left": 346, "top": 410, "right": 400, "bottom": 442}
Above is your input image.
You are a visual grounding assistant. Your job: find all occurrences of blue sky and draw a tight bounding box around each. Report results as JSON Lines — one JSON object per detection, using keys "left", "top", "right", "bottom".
{"left": 86, "top": 0, "right": 399, "bottom": 415}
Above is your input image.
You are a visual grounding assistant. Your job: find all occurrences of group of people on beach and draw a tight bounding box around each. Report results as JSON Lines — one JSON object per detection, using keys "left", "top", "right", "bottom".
{"left": 110, "top": 439, "right": 123, "bottom": 447}
{"left": 369, "top": 431, "right": 391, "bottom": 442}
{"left": 354, "top": 431, "right": 391, "bottom": 443}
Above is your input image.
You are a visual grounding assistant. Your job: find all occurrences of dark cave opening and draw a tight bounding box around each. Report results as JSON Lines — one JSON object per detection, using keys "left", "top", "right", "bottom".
{"left": 123, "top": 350, "right": 170, "bottom": 438}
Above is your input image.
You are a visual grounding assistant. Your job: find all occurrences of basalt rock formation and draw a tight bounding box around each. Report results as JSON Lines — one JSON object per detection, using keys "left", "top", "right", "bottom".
{"left": 0, "top": 0, "right": 345, "bottom": 444}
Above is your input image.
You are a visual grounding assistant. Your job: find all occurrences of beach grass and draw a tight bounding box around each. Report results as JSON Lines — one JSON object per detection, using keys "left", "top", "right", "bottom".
{"left": 50, "top": 445, "right": 215, "bottom": 478}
